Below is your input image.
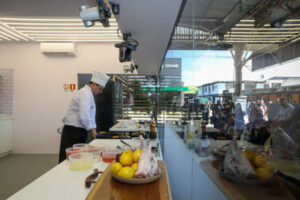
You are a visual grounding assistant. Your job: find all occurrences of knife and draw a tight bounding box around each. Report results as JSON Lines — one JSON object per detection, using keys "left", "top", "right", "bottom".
{"left": 120, "top": 140, "right": 132, "bottom": 148}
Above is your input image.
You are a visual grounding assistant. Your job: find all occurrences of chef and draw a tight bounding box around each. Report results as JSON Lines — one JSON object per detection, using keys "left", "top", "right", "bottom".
{"left": 58, "top": 71, "right": 109, "bottom": 163}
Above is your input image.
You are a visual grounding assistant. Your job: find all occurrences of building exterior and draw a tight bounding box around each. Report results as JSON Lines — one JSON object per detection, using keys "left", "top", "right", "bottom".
{"left": 198, "top": 80, "right": 265, "bottom": 102}
{"left": 244, "top": 77, "right": 300, "bottom": 103}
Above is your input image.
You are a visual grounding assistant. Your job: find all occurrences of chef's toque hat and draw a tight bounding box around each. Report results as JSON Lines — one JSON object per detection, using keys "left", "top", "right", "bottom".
{"left": 90, "top": 71, "right": 109, "bottom": 87}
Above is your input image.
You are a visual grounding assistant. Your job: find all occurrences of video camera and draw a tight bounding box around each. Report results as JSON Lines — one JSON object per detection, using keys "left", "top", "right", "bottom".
{"left": 114, "top": 33, "right": 139, "bottom": 62}
{"left": 79, "top": 0, "right": 111, "bottom": 27}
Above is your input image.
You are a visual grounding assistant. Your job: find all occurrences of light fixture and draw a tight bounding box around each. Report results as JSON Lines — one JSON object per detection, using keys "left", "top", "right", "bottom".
{"left": 291, "top": 37, "right": 300, "bottom": 43}
{"left": 0, "top": 17, "right": 116, "bottom": 22}
{"left": 0, "top": 30, "right": 19, "bottom": 41}
{"left": 18, "top": 27, "right": 118, "bottom": 30}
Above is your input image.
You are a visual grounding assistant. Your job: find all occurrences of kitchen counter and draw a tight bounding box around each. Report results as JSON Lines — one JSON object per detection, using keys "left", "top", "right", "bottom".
{"left": 8, "top": 139, "right": 163, "bottom": 200}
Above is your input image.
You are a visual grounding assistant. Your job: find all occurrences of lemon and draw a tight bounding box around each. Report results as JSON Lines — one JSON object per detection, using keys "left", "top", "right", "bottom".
{"left": 123, "top": 149, "right": 133, "bottom": 155}
{"left": 131, "top": 163, "right": 138, "bottom": 172}
{"left": 256, "top": 167, "right": 273, "bottom": 180}
{"left": 132, "top": 149, "right": 143, "bottom": 163}
{"left": 111, "top": 162, "right": 123, "bottom": 175}
{"left": 253, "top": 154, "right": 266, "bottom": 168}
{"left": 242, "top": 150, "right": 255, "bottom": 161}
{"left": 262, "top": 163, "right": 273, "bottom": 173}
{"left": 117, "top": 167, "right": 135, "bottom": 178}
{"left": 120, "top": 152, "right": 133, "bottom": 166}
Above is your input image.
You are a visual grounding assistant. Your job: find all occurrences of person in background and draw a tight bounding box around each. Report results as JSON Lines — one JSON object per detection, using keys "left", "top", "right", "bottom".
{"left": 219, "top": 114, "right": 235, "bottom": 139}
{"left": 234, "top": 103, "right": 245, "bottom": 138}
{"left": 224, "top": 98, "right": 235, "bottom": 115}
{"left": 215, "top": 100, "right": 223, "bottom": 113}
{"left": 260, "top": 99, "right": 268, "bottom": 120}
{"left": 58, "top": 71, "right": 109, "bottom": 163}
{"left": 214, "top": 110, "right": 226, "bottom": 129}
{"left": 273, "top": 98, "right": 295, "bottom": 129}
{"left": 287, "top": 105, "right": 300, "bottom": 142}
{"left": 249, "top": 102, "right": 264, "bottom": 124}
{"left": 246, "top": 100, "right": 251, "bottom": 117}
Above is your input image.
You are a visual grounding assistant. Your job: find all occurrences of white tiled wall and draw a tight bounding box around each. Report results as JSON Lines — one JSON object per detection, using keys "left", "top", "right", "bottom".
{"left": 0, "top": 68, "right": 13, "bottom": 114}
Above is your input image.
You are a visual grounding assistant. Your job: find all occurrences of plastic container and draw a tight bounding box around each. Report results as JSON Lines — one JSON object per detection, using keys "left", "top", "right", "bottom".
{"left": 69, "top": 152, "right": 93, "bottom": 171}
{"left": 187, "top": 139, "right": 195, "bottom": 150}
{"left": 73, "top": 143, "right": 89, "bottom": 151}
{"left": 88, "top": 147, "right": 101, "bottom": 162}
{"left": 65, "top": 147, "right": 80, "bottom": 160}
{"left": 102, "top": 147, "right": 121, "bottom": 163}
{"left": 199, "top": 134, "right": 210, "bottom": 157}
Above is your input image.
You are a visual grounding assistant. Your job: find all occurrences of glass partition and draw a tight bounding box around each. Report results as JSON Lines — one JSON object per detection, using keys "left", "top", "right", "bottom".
{"left": 156, "top": 1, "right": 300, "bottom": 199}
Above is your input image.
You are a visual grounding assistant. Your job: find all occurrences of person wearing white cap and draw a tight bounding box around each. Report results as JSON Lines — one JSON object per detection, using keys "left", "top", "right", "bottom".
{"left": 59, "top": 71, "right": 110, "bottom": 163}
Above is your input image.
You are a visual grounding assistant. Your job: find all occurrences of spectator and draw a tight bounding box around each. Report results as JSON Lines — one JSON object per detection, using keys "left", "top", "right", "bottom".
{"left": 273, "top": 98, "right": 295, "bottom": 128}
{"left": 260, "top": 99, "right": 268, "bottom": 120}
{"left": 249, "top": 102, "right": 264, "bottom": 123}
{"left": 234, "top": 103, "right": 245, "bottom": 137}
{"left": 214, "top": 110, "right": 226, "bottom": 129}
{"left": 246, "top": 101, "right": 251, "bottom": 117}
{"left": 224, "top": 99, "right": 235, "bottom": 115}
{"left": 287, "top": 105, "right": 300, "bottom": 141}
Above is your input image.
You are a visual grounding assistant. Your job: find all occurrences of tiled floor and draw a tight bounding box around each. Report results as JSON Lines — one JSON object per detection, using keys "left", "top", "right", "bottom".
{"left": 0, "top": 154, "right": 58, "bottom": 200}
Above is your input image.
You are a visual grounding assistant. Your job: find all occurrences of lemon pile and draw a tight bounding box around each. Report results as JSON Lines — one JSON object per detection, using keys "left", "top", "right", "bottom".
{"left": 243, "top": 150, "right": 273, "bottom": 180}
{"left": 111, "top": 149, "right": 143, "bottom": 178}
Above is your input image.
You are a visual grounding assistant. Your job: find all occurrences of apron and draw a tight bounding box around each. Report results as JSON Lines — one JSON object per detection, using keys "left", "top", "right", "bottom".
{"left": 58, "top": 125, "right": 88, "bottom": 163}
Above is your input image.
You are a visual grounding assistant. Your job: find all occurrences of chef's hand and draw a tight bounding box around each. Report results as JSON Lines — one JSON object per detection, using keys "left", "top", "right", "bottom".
{"left": 89, "top": 129, "right": 97, "bottom": 139}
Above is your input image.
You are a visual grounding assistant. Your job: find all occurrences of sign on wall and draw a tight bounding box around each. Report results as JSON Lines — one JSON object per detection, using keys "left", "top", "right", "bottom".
{"left": 63, "top": 83, "right": 76, "bottom": 91}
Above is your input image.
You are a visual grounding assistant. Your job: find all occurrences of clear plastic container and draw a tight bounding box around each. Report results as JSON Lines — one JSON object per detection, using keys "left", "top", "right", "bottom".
{"left": 69, "top": 152, "right": 93, "bottom": 171}
{"left": 187, "top": 139, "right": 195, "bottom": 150}
{"left": 88, "top": 147, "right": 101, "bottom": 162}
{"left": 199, "top": 135, "right": 210, "bottom": 157}
{"left": 73, "top": 143, "right": 89, "bottom": 151}
{"left": 65, "top": 147, "right": 80, "bottom": 160}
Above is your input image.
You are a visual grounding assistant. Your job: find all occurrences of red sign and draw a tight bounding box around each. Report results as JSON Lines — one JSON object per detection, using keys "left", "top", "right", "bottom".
{"left": 70, "top": 84, "right": 76, "bottom": 91}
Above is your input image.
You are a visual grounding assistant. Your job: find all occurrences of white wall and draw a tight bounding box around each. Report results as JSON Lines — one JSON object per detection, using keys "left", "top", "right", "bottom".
{"left": 0, "top": 42, "right": 125, "bottom": 154}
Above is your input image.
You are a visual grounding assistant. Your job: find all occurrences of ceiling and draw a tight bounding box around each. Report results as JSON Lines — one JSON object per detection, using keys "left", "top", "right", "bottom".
{"left": 0, "top": 0, "right": 184, "bottom": 76}
{"left": 1, "top": 0, "right": 300, "bottom": 74}
{"left": 0, "top": 17, "right": 120, "bottom": 42}
{"left": 0, "top": 0, "right": 95, "bottom": 17}
{"left": 170, "top": 0, "right": 300, "bottom": 52}
{"left": 0, "top": 0, "right": 120, "bottom": 42}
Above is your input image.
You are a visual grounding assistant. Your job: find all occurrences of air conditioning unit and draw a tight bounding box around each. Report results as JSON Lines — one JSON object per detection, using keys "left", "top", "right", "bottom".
{"left": 40, "top": 43, "right": 76, "bottom": 56}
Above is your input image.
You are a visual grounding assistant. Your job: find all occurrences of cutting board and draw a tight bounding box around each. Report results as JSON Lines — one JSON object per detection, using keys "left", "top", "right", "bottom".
{"left": 86, "top": 161, "right": 172, "bottom": 200}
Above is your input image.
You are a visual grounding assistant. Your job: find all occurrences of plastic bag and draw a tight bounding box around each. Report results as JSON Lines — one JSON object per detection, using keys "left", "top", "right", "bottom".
{"left": 268, "top": 127, "right": 296, "bottom": 158}
{"left": 223, "top": 141, "right": 256, "bottom": 178}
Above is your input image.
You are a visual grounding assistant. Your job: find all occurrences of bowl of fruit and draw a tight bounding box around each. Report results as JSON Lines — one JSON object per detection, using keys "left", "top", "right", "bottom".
{"left": 219, "top": 142, "right": 274, "bottom": 185}
{"left": 111, "top": 142, "right": 162, "bottom": 184}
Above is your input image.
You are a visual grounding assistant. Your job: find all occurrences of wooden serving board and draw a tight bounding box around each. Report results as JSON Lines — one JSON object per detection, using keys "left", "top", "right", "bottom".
{"left": 86, "top": 161, "right": 172, "bottom": 200}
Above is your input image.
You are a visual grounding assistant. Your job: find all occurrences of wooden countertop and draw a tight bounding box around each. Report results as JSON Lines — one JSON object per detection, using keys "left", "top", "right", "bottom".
{"left": 200, "top": 160, "right": 290, "bottom": 200}
{"left": 86, "top": 161, "right": 172, "bottom": 200}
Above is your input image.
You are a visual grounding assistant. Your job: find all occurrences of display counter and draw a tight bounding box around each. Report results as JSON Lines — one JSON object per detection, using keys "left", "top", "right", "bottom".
{"left": 163, "top": 123, "right": 226, "bottom": 200}
{"left": 200, "top": 160, "right": 288, "bottom": 200}
{"left": 8, "top": 139, "right": 165, "bottom": 200}
{"left": 163, "top": 123, "right": 299, "bottom": 200}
